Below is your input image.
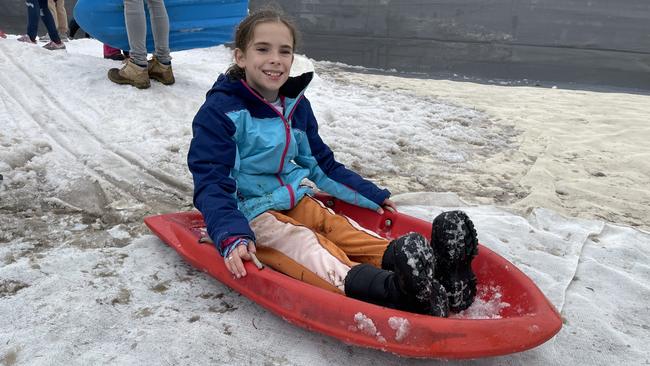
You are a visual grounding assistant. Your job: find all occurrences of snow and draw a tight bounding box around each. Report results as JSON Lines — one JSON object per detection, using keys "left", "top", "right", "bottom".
{"left": 388, "top": 317, "right": 410, "bottom": 342}
{"left": 353, "top": 312, "right": 380, "bottom": 337}
{"left": 450, "top": 284, "right": 510, "bottom": 319}
{"left": 1, "top": 36, "right": 649, "bottom": 365}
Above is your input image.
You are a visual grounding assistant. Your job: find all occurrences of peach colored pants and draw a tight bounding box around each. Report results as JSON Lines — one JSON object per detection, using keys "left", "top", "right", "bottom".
{"left": 47, "top": 0, "right": 67, "bottom": 34}
{"left": 250, "top": 196, "right": 389, "bottom": 294}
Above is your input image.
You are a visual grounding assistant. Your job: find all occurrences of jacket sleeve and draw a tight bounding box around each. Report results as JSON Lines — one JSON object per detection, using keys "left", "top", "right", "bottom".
{"left": 295, "top": 99, "right": 391, "bottom": 207}
{"left": 187, "top": 101, "right": 255, "bottom": 254}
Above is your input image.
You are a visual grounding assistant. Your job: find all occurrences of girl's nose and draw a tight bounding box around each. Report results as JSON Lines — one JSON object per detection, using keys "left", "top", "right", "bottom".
{"left": 269, "top": 51, "right": 281, "bottom": 63}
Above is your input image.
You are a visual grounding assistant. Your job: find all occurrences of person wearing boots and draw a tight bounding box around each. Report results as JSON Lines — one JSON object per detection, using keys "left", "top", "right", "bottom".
{"left": 108, "top": 0, "right": 175, "bottom": 89}
{"left": 188, "top": 9, "right": 479, "bottom": 317}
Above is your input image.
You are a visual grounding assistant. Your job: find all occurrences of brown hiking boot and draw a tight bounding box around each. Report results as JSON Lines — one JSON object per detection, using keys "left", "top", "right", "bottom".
{"left": 108, "top": 59, "right": 150, "bottom": 89}
{"left": 148, "top": 56, "right": 175, "bottom": 85}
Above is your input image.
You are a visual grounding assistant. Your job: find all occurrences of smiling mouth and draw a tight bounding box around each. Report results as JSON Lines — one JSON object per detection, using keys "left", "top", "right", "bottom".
{"left": 263, "top": 71, "right": 283, "bottom": 78}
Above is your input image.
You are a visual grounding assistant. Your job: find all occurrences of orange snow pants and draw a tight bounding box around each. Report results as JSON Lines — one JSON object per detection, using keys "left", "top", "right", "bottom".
{"left": 250, "top": 196, "right": 390, "bottom": 294}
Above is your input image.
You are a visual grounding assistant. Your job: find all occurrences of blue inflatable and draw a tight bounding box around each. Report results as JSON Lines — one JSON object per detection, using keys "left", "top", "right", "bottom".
{"left": 74, "top": 0, "right": 248, "bottom": 51}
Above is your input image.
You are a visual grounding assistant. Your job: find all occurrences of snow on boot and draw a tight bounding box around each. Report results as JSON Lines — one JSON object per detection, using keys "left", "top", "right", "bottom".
{"left": 108, "top": 59, "right": 150, "bottom": 89}
{"left": 148, "top": 56, "right": 175, "bottom": 85}
{"left": 382, "top": 232, "right": 449, "bottom": 317}
{"left": 431, "top": 211, "right": 479, "bottom": 312}
{"left": 345, "top": 263, "right": 448, "bottom": 317}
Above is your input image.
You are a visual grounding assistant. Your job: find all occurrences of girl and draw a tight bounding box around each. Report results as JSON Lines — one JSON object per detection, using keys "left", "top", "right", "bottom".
{"left": 188, "top": 9, "right": 479, "bottom": 317}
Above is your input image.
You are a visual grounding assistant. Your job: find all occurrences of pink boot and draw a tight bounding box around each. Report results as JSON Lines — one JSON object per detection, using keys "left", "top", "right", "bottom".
{"left": 103, "top": 44, "right": 125, "bottom": 60}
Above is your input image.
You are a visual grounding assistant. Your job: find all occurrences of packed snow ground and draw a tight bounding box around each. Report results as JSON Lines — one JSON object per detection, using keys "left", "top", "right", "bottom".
{"left": 0, "top": 37, "right": 649, "bottom": 365}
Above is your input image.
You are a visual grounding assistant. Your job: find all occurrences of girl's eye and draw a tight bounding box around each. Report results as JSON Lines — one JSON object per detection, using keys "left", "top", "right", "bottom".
{"left": 256, "top": 48, "right": 268, "bottom": 52}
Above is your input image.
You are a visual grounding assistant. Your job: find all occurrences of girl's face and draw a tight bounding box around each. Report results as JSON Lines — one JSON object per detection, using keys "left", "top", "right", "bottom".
{"left": 235, "top": 22, "right": 294, "bottom": 102}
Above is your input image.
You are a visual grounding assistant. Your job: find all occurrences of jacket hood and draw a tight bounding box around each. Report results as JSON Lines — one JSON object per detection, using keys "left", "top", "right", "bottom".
{"left": 206, "top": 71, "right": 314, "bottom": 102}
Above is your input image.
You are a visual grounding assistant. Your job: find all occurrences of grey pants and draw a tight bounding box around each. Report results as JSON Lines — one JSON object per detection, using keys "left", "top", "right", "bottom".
{"left": 124, "top": 0, "right": 171, "bottom": 66}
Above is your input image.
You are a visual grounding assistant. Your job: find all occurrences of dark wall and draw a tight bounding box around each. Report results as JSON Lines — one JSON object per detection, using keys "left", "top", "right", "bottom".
{"left": 250, "top": 0, "right": 650, "bottom": 89}
{"left": 3, "top": 0, "right": 648, "bottom": 88}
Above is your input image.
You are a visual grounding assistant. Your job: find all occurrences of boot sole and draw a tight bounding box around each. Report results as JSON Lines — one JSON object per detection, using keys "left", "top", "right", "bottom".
{"left": 432, "top": 211, "right": 479, "bottom": 312}
{"left": 391, "top": 233, "right": 451, "bottom": 316}
{"left": 150, "top": 74, "right": 175, "bottom": 85}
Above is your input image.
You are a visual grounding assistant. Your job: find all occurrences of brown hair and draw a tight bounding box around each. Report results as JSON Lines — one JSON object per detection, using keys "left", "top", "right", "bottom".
{"left": 225, "top": 8, "right": 300, "bottom": 80}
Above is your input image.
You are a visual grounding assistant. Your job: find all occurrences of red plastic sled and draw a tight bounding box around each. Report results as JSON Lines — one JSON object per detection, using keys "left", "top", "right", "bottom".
{"left": 144, "top": 194, "right": 561, "bottom": 359}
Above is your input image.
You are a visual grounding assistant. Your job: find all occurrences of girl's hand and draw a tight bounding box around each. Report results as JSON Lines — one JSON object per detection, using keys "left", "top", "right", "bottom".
{"left": 376, "top": 198, "right": 397, "bottom": 215}
{"left": 224, "top": 240, "right": 257, "bottom": 278}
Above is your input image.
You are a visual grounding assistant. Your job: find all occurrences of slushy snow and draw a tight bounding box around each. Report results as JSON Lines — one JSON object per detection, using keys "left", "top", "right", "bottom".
{"left": 0, "top": 36, "right": 649, "bottom": 366}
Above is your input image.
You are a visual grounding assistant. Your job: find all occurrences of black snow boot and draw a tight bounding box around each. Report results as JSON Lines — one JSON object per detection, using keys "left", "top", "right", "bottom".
{"left": 380, "top": 232, "right": 449, "bottom": 317}
{"left": 344, "top": 264, "right": 401, "bottom": 309}
{"left": 431, "top": 211, "right": 479, "bottom": 312}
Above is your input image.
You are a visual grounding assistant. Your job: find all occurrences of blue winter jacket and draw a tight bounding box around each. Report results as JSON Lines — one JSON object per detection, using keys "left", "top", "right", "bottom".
{"left": 187, "top": 72, "right": 391, "bottom": 254}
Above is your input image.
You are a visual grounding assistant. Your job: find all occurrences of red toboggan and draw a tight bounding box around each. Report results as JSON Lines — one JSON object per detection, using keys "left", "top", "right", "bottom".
{"left": 144, "top": 194, "right": 561, "bottom": 359}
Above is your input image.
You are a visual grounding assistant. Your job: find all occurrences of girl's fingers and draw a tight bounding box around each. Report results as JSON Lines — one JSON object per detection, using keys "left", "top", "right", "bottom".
{"left": 225, "top": 254, "right": 241, "bottom": 277}
{"left": 383, "top": 199, "right": 398, "bottom": 212}
{"left": 238, "top": 244, "right": 252, "bottom": 261}
{"left": 232, "top": 255, "right": 246, "bottom": 278}
{"left": 225, "top": 242, "right": 258, "bottom": 278}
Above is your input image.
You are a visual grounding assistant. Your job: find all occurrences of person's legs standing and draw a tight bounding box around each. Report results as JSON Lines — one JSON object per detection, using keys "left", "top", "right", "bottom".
{"left": 109, "top": 0, "right": 150, "bottom": 88}
{"left": 55, "top": 0, "right": 68, "bottom": 36}
{"left": 38, "top": 0, "right": 60, "bottom": 43}
{"left": 47, "top": 0, "right": 58, "bottom": 32}
{"left": 144, "top": 0, "right": 175, "bottom": 85}
{"left": 123, "top": 0, "right": 148, "bottom": 66}
{"left": 145, "top": 0, "right": 171, "bottom": 64}
{"left": 24, "top": 1, "right": 40, "bottom": 42}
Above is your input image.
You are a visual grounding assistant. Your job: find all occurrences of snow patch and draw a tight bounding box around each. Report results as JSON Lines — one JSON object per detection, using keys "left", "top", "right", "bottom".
{"left": 107, "top": 225, "right": 130, "bottom": 240}
{"left": 353, "top": 312, "right": 385, "bottom": 343}
{"left": 450, "top": 284, "right": 510, "bottom": 319}
{"left": 353, "top": 312, "right": 377, "bottom": 336}
{"left": 388, "top": 317, "right": 410, "bottom": 342}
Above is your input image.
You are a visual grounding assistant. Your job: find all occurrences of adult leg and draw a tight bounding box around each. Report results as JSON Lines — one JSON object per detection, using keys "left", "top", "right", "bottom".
{"left": 109, "top": 0, "right": 150, "bottom": 87}
{"left": 25, "top": 0, "right": 40, "bottom": 41}
{"left": 143, "top": 0, "right": 175, "bottom": 84}
{"left": 123, "top": 0, "right": 148, "bottom": 66}
{"left": 145, "top": 0, "right": 171, "bottom": 64}
{"left": 55, "top": 0, "right": 68, "bottom": 35}
{"left": 38, "top": 0, "right": 60, "bottom": 43}
{"left": 47, "top": 0, "right": 58, "bottom": 30}
{"left": 68, "top": 17, "right": 79, "bottom": 38}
